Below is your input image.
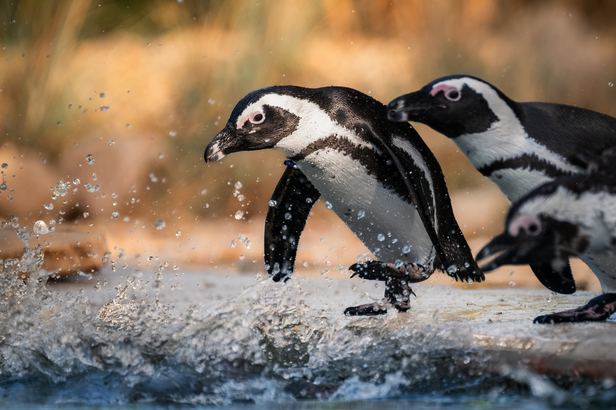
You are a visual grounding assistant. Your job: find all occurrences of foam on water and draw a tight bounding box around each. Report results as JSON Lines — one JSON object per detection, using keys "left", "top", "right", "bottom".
{"left": 1, "top": 219, "right": 615, "bottom": 408}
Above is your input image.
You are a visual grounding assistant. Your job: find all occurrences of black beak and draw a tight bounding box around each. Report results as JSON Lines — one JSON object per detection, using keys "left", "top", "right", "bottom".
{"left": 204, "top": 125, "right": 238, "bottom": 163}
{"left": 476, "top": 231, "right": 557, "bottom": 272}
{"left": 387, "top": 91, "right": 441, "bottom": 122}
{"left": 477, "top": 230, "right": 577, "bottom": 294}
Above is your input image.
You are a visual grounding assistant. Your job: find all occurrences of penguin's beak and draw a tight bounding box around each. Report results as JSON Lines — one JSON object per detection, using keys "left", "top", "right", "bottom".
{"left": 204, "top": 125, "right": 242, "bottom": 163}
{"left": 476, "top": 231, "right": 561, "bottom": 273}
{"left": 387, "top": 91, "right": 442, "bottom": 122}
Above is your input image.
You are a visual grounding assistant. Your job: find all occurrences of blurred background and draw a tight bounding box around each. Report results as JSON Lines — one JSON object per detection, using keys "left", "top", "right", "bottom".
{"left": 1, "top": 0, "right": 615, "bottom": 290}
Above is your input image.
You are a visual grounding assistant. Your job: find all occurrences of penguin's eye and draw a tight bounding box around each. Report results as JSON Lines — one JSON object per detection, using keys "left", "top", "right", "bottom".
{"left": 509, "top": 214, "right": 541, "bottom": 237}
{"left": 250, "top": 112, "right": 265, "bottom": 124}
{"left": 526, "top": 221, "right": 541, "bottom": 236}
{"left": 445, "top": 88, "right": 461, "bottom": 102}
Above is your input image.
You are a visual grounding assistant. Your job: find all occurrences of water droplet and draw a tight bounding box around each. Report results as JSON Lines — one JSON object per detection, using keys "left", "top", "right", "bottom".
{"left": 284, "top": 212, "right": 292, "bottom": 220}
{"left": 175, "top": 230, "right": 181, "bottom": 237}
{"left": 447, "top": 265, "right": 458, "bottom": 275}
{"left": 108, "top": 140, "right": 115, "bottom": 146}
{"left": 86, "top": 154, "right": 94, "bottom": 165}
{"left": 324, "top": 201, "right": 333, "bottom": 210}
{"left": 305, "top": 197, "right": 313, "bottom": 204}
{"left": 268, "top": 199, "right": 277, "bottom": 207}
{"left": 85, "top": 183, "right": 100, "bottom": 193}
{"left": 0, "top": 182, "right": 6, "bottom": 191}
{"left": 402, "top": 245, "right": 412, "bottom": 254}
{"left": 467, "top": 278, "right": 473, "bottom": 284}
{"left": 239, "top": 234, "right": 252, "bottom": 249}
{"left": 1, "top": 163, "right": 7, "bottom": 169}
{"left": 99, "top": 92, "right": 105, "bottom": 98}
{"left": 509, "top": 280, "right": 516, "bottom": 287}
{"left": 264, "top": 138, "right": 270, "bottom": 143}
{"left": 44, "top": 203, "right": 53, "bottom": 210}
{"left": 73, "top": 178, "right": 80, "bottom": 185}
{"left": 54, "top": 180, "right": 69, "bottom": 197}
{"left": 234, "top": 181, "right": 242, "bottom": 189}
{"left": 235, "top": 210, "right": 244, "bottom": 220}
{"left": 377, "top": 233, "right": 385, "bottom": 242}
{"left": 111, "top": 211, "right": 119, "bottom": 219}
{"left": 610, "top": 82, "right": 614, "bottom": 88}
{"left": 464, "top": 262, "right": 470, "bottom": 268}
{"left": 357, "top": 210, "right": 365, "bottom": 219}
{"left": 149, "top": 173, "right": 158, "bottom": 183}
{"left": 169, "top": 130, "right": 177, "bottom": 137}
{"left": 155, "top": 219, "right": 166, "bottom": 230}
{"left": 33, "top": 220, "right": 49, "bottom": 235}
{"left": 100, "top": 105, "right": 110, "bottom": 112}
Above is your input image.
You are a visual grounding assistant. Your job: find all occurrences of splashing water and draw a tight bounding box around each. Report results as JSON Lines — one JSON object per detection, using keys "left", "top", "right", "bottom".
{"left": 0, "top": 219, "right": 614, "bottom": 408}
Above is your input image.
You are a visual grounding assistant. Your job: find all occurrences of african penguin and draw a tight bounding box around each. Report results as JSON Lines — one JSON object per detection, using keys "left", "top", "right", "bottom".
{"left": 204, "top": 85, "right": 484, "bottom": 316}
{"left": 387, "top": 75, "right": 616, "bottom": 295}
{"left": 477, "top": 150, "right": 616, "bottom": 323}
{"left": 387, "top": 75, "right": 616, "bottom": 202}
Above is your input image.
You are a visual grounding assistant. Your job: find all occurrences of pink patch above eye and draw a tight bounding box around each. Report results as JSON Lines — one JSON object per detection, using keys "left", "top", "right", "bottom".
{"left": 430, "top": 84, "right": 454, "bottom": 97}
{"left": 236, "top": 116, "right": 249, "bottom": 129}
{"left": 509, "top": 215, "right": 539, "bottom": 237}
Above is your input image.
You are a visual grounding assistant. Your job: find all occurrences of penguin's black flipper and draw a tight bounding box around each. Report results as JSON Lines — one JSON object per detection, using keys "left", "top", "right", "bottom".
{"left": 529, "top": 261, "right": 576, "bottom": 294}
{"left": 264, "top": 165, "right": 321, "bottom": 282}
{"left": 355, "top": 121, "right": 484, "bottom": 284}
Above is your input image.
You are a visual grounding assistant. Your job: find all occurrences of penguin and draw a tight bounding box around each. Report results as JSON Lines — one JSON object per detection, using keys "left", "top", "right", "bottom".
{"left": 387, "top": 75, "right": 616, "bottom": 202}
{"left": 204, "top": 85, "right": 484, "bottom": 316}
{"left": 387, "top": 75, "right": 616, "bottom": 295}
{"left": 476, "top": 150, "right": 616, "bottom": 323}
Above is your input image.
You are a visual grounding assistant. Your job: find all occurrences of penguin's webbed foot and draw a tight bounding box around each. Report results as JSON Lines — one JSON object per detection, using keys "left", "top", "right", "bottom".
{"left": 344, "top": 277, "right": 414, "bottom": 316}
{"left": 349, "top": 261, "right": 430, "bottom": 283}
{"left": 534, "top": 293, "right": 616, "bottom": 324}
{"left": 344, "top": 301, "right": 388, "bottom": 316}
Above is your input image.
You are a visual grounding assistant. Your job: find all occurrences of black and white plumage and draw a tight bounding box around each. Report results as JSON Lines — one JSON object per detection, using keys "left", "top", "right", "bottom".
{"left": 387, "top": 75, "right": 616, "bottom": 202}
{"left": 387, "top": 75, "right": 616, "bottom": 295}
{"left": 476, "top": 151, "right": 616, "bottom": 323}
{"left": 204, "top": 85, "right": 483, "bottom": 315}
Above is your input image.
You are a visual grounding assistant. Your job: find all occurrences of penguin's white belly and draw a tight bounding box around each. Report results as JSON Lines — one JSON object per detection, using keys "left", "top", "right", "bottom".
{"left": 297, "top": 148, "right": 434, "bottom": 266}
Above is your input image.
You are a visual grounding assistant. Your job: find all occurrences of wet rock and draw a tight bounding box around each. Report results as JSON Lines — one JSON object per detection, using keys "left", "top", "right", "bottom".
{"left": 0, "top": 227, "right": 108, "bottom": 275}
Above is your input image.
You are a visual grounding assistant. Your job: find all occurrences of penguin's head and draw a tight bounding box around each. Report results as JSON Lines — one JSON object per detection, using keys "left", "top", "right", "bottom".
{"left": 387, "top": 75, "right": 514, "bottom": 138}
{"left": 205, "top": 86, "right": 312, "bottom": 163}
{"left": 476, "top": 201, "right": 588, "bottom": 274}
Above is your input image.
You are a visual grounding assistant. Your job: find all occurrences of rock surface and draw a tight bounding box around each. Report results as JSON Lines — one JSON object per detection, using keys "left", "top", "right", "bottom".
{"left": 0, "top": 228, "right": 108, "bottom": 275}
